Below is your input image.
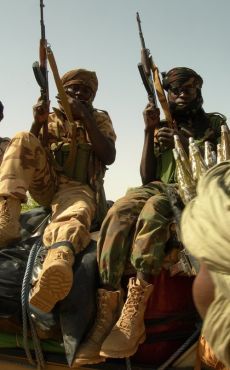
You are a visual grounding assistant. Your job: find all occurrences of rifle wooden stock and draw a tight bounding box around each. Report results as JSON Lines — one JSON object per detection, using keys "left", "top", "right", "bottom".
{"left": 39, "top": 39, "right": 47, "bottom": 68}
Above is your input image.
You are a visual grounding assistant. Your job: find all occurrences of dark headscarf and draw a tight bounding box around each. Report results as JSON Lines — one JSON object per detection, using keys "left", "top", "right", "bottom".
{"left": 162, "top": 67, "right": 204, "bottom": 120}
{"left": 162, "top": 67, "right": 203, "bottom": 91}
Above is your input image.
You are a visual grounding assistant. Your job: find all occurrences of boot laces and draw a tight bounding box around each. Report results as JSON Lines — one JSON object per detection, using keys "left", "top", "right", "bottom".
{"left": 118, "top": 286, "right": 144, "bottom": 335}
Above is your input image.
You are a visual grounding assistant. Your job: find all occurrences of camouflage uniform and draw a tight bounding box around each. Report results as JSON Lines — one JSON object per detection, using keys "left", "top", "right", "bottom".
{"left": 98, "top": 182, "right": 173, "bottom": 288}
{"left": 0, "top": 106, "right": 116, "bottom": 252}
{"left": 98, "top": 112, "right": 226, "bottom": 289}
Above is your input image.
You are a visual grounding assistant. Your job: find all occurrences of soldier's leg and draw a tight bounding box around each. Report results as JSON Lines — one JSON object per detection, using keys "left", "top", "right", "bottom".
{"left": 98, "top": 182, "right": 166, "bottom": 290}
{"left": 132, "top": 192, "right": 173, "bottom": 276}
{"left": 74, "top": 183, "right": 164, "bottom": 366}
{"left": 0, "top": 132, "right": 57, "bottom": 247}
{"left": 30, "top": 180, "right": 96, "bottom": 313}
{"left": 43, "top": 179, "right": 96, "bottom": 250}
{"left": 101, "top": 191, "right": 172, "bottom": 358}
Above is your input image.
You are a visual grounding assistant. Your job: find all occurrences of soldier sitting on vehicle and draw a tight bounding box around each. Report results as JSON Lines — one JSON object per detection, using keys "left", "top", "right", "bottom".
{"left": 0, "top": 68, "right": 116, "bottom": 314}
{"left": 73, "top": 67, "right": 226, "bottom": 366}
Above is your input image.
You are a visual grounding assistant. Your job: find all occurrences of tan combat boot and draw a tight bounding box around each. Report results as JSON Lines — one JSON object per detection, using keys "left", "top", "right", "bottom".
{"left": 0, "top": 196, "right": 21, "bottom": 248}
{"left": 73, "top": 289, "right": 123, "bottom": 366}
{"left": 100, "top": 277, "right": 153, "bottom": 358}
{"left": 29, "top": 245, "right": 75, "bottom": 312}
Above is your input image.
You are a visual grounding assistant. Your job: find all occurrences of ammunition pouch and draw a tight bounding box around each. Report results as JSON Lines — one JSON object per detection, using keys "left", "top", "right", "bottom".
{"left": 52, "top": 142, "right": 91, "bottom": 183}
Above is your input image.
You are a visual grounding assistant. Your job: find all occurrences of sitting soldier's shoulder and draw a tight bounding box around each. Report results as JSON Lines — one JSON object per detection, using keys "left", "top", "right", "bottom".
{"left": 206, "top": 112, "right": 227, "bottom": 124}
{"left": 93, "top": 108, "right": 109, "bottom": 116}
{"left": 93, "top": 108, "right": 113, "bottom": 125}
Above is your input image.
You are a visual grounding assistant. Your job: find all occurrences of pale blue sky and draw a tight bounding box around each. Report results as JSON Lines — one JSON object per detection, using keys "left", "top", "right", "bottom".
{"left": 1, "top": 0, "right": 230, "bottom": 200}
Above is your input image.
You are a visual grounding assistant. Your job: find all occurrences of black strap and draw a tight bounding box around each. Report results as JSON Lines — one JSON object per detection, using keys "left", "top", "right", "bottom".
{"left": 50, "top": 241, "right": 75, "bottom": 254}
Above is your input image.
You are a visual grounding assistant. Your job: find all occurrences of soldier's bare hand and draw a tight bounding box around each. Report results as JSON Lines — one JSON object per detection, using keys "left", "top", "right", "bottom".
{"left": 33, "top": 98, "right": 50, "bottom": 125}
{"left": 63, "top": 94, "right": 91, "bottom": 122}
{"left": 157, "top": 127, "right": 177, "bottom": 149}
{"left": 143, "top": 103, "right": 160, "bottom": 130}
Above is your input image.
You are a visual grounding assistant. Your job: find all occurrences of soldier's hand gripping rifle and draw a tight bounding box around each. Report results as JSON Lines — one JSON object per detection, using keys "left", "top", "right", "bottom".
{"left": 32, "top": 0, "right": 49, "bottom": 145}
{"left": 136, "top": 12, "right": 174, "bottom": 129}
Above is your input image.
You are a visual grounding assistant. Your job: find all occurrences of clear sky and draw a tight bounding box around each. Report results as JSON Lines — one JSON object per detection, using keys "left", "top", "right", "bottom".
{"left": 1, "top": 0, "right": 230, "bottom": 201}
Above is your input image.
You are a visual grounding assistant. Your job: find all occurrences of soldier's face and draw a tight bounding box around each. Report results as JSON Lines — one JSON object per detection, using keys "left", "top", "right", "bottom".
{"left": 168, "top": 82, "right": 198, "bottom": 110}
{"left": 65, "top": 84, "right": 93, "bottom": 102}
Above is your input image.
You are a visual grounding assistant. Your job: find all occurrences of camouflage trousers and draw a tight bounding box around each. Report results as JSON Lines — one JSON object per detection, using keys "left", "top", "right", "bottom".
{"left": 98, "top": 182, "right": 174, "bottom": 289}
{"left": 0, "top": 132, "right": 96, "bottom": 252}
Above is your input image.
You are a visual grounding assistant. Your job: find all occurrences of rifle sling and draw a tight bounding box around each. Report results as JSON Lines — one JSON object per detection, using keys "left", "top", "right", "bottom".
{"left": 46, "top": 46, "right": 77, "bottom": 175}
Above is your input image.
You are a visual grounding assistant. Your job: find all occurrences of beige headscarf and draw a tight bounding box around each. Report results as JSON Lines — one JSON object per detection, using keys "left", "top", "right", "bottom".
{"left": 181, "top": 160, "right": 230, "bottom": 367}
{"left": 61, "top": 68, "right": 98, "bottom": 101}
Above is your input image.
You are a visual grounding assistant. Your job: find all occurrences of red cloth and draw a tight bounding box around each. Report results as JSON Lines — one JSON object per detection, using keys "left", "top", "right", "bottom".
{"left": 132, "top": 269, "right": 197, "bottom": 365}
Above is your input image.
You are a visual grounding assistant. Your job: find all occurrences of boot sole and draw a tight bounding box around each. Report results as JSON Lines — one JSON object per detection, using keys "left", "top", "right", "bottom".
{"left": 73, "top": 356, "right": 105, "bottom": 366}
{"left": 29, "top": 264, "right": 73, "bottom": 312}
{"left": 100, "top": 333, "right": 146, "bottom": 358}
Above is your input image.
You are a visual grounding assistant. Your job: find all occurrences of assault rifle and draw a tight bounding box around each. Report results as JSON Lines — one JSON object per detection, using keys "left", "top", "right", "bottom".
{"left": 136, "top": 12, "right": 157, "bottom": 108}
{"left": 136, "top": 12, "right": 174, "bottom": 128}
{"left": 32, "top": 0, "right": 49, "bottom": 144}
{"left": 166, "top": 186, "right": 199, "bottom": 277}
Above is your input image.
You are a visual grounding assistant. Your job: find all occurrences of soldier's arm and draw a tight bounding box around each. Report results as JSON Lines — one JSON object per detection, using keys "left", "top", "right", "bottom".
{"left": 68, "top": 96, "right": 116, "bottom": 165}
{"left": 140, "top": 103, "right": 160, "bottom": 185}
{"left": 83, "top": 110, "right": 116, "bottom": 165}
{"left": 30, "top": 98, "right": 50, "bottom": 138}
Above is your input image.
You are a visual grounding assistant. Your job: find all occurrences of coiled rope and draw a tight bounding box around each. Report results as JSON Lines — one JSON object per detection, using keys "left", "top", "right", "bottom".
{"left": 21, "top": 237, "right": 45, "bottom": 369}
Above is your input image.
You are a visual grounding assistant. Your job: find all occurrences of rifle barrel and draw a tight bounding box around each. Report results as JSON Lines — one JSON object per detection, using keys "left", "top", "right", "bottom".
{"left": 40, "top": 0, "right": 45, "bottom": 40}
{"left": 136, "top": 12, "right": 146, "bottom": 49}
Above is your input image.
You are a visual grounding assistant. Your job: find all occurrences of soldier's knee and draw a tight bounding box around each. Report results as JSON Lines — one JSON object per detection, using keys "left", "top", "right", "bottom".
{"left": 145, "top": 193, "right": 171, "bottom": 215}
{"left": 13, "top": 131, "right": 40, "bottom": 145}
